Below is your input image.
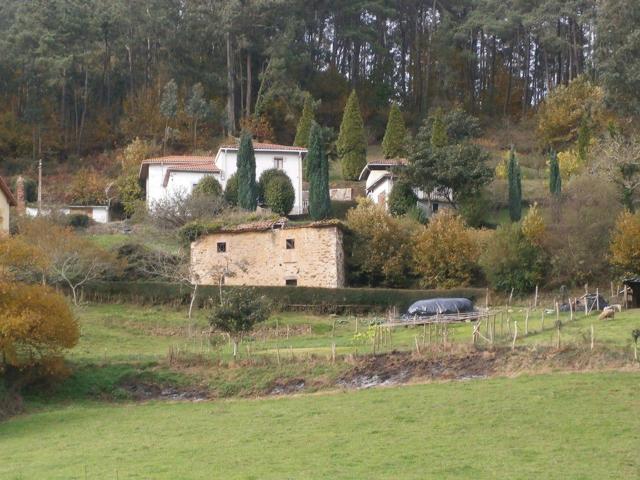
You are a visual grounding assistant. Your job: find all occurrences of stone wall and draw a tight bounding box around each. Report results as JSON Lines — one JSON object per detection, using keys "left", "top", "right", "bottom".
{"left": 191, "top": 225, "right": 345, "bottom": 288}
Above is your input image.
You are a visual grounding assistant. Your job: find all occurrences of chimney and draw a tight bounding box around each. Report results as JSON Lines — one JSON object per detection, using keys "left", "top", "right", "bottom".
{"left": 16, "top": 176, "right": 25, "bottom": 215}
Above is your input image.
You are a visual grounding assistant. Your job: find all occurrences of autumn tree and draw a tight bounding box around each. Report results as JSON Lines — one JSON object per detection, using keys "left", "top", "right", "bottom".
{"left": 69, "top": 169, "right": 108, "bottom": 206}
{"left": 185, "top": 83, "right": 210, "bottom": 148}
{"left": 209, "top": 288, "right": 271, "bottom": 358}
{"left": 117, "top": 138, "right": 154, "bottom": 216}
{"left": 294, "top": 94, "right": 315, "bottom": 147}
{"left": 307, "top": 123, "right": 331, "bottom": 220}
{"left": 337, "top": 90, "right": 367, "bottom": 180}
{"left": 521, "top": 203, "right": 546, "bottom": 247}
{"left": 346, "top": 199, "right": 418, "bottom": 287}
{"left": 236, "top": 132, "right": 257, "bottom": 210}
{"left": 610, "top": 211, "right": 640, "bottom": 274}
{"left": 382, "top": 103, "right": 407, "bottom": 159}
{"left": 413, "top": 212, "right": 480, "bottom": 288}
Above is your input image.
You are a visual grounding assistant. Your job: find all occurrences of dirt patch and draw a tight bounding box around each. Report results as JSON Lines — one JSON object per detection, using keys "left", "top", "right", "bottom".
{"left": 268, "top": 378, "right": 306, "bottom": 395}
{"left": 338, "top": 350, "right": 496, "bottom": 389}
{"left": 118, "top": 380, "right": 210, "bottom": 401}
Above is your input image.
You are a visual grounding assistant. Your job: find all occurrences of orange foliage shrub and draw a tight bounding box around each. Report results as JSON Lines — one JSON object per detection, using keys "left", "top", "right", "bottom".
{"left": 610, "top": 211, "right": 640, "bottom": 274}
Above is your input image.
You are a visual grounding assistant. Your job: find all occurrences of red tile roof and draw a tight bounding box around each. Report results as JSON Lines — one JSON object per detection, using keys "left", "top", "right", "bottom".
{"left": 219, "top": 142, "right": 307, "bottom": 153}
{"left": 142, "top": 155, "right": 215, "bottom": 165}
{"left": 0, "top": 176, "right": 16, "bottom": 206}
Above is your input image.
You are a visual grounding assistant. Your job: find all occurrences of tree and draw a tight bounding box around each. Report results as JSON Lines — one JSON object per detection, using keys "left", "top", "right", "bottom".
{"left": 260, "top": 170, "right": 296, "bottom": 216}
{"left": 0, "top": 282, "right": 79, "bottom": 387}
{"left": 594, "top": 135, "right": 640, "bottom": 211}
{"left": 149, "top": 190, "right": 226, "bottom": 229}
{"left": 209, "top": 288, "right": 271, "bottom": 358}
{"left": 480, "top": 223, "right": 547, "bottom": 293}
{"left": 387, "top": 177, "right": 417, "bottom": 216}
{"left": 224, "top": 173, "right": 239, "bottom": 206}
{"left": 382, "top": 103, "right": 407, "bottom": 159}
{"left": 521, "top": 202, "right": 546, "bottom": 247}
{"left": 429, "top": 108, "right": 448, "bottom": 148}
{"left": 160, "top": 79, "right": 178, "bottom": 154}
{"left": 293, "top": 94, "right": 315, "bottom": 148}
{"left": 307, "top": 123, "right": 331, "bottom": 220}
{"left": 345, "top": 199, "right": 418, "bottom": 287}
{"left": 68, "top": 169, "right": 108, "bottom": 206}
{"left": 193, "top": 176, "right": 223, "bottom": 198}
{"left": 337, "top": 90, "right": 367, "bottom": 180}
{"left": 409, "top": 144, "right": 492, "bottom": 208}
{"left": 185, "top": 83, "right": 210, "bottom": 148}
{"left": 413, "top": 212, "right": 480, "bottom": 288}
{"left": 236, "top": 133, "right": 257, "bottom": 210}
{"left": 610, "top": 211, "right": 640, "bottom": 275}
{"left": 508, "top": 148, "right": 522, "bottom": 222}
{"left": 549, "top": 149, "right": 562, "bottom": 196}
{"left": 597, "top": 0, "right": 640, "bottom": 115}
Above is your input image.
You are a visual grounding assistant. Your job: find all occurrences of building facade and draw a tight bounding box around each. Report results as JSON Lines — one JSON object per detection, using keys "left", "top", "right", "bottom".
{"left": 0, "top": 176, "right": 16, "bottom": 233}
{"left": 140, "top": 142, "right": 308, "bottom": 215}
{"left": 191, "top": 219, "right": 345, "bottom": 288}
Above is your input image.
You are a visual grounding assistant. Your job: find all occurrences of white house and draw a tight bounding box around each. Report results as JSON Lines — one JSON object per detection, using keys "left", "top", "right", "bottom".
{"left": 26, "top": 205, "right": 111, "bottom": 224}
{"left": 0, "top": 176, "right": 16, "bottom": 233}
{"left": 140, "top": 142, "right": 308, "bottom": 215}
{"left": 358, "top": 159, "right": 454, "bottom": 217}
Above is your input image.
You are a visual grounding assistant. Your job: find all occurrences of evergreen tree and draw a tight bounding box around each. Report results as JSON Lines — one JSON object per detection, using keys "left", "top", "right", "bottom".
{"left": 337, "top": 90, "right": 367, "bottom": 180}
{"left": 549, "top": 149, "right": 562, "bottom": 196}
{"left": 576, "top": 115, "right": 591, "bottom": 163}
{"left": 236, "top": 132, "right": 257, "bottom": 210}
{"left": 160, "top": 79, "right": 178, "bottom": 155}
{"left": 508, "top": 147, "right": 522, "bottom": 222}
{"left": 294, "top": 94, "right": 315, "bottom": 147}
{"left": 382, "top": 103, "right": 407, "bottom": 159}
{"left": 430, "top": 108, "right": 448, "bottom": 148}
{"left": 307, "top": 123, "right": 331, "bottom": 219}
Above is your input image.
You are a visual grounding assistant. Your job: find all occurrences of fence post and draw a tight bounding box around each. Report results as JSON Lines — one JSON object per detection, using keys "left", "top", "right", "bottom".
{"left": 525, "top": 308, "right": 529, "bottom": 335}
{"left": 511, "top": 321, "right": 518, "bottom": 351}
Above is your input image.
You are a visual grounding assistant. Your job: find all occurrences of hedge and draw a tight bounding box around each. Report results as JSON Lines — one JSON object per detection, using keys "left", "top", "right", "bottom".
{"left": 80, "top": 281, "right": 484, "bottom": 314}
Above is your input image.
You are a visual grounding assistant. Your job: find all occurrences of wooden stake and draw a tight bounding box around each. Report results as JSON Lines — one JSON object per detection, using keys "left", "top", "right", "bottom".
{"left": 569, "top": 298, "right": 574, "bottom": 321}
{"left": 590, "top": 324, "right": 594, "bottom": 351}
{"left": 332, "top": 342, "right": 336, "bottom": 363}
{"left": 414, "top": 336, "right": 421, "bottom": 355}
{"left": 596, "top": 288, "right": 600, "bottom": 311}
{"left": 511, "top": 321, "right": 518, "bottom": 351}
{"left": 534, "top": 285, "right": 539, "bottom": 309}
{"left": 611, "top": 281, "right": 615, "bottom": 299}
{"left": 485, "top": 288, "right": 489, "bottom": 309}
{"left": 555, "top": 301, "right": 560, "bottom": 322}
{"left": 525, "top": 308, "right": 529, "bottom": 335}
{"left": 541, "top": 310, "right": 545, "bottom": 332}
{"left": 509, "top": 288, "right": 514, "bottom": 306}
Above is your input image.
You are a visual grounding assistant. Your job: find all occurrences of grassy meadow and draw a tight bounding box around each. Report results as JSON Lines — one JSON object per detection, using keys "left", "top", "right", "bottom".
{"left": 2, "top": 372, "right": 639, "bottom": 479}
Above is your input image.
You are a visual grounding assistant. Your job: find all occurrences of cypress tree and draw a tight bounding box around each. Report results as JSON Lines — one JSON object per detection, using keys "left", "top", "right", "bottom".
{"left": 382, "top": 103, "right": 407, "bottom": 159}
{"left": 294, "top": 94, "right": 315, "bottom": 147}
{"left": 430, "top": 108, "right": 448, "bottom": 148}
{"left": 236, "top": 132, "right": 257, "bottom": 210}
{"left": 549, "top": 149, "right": 561, "bottom": 196}
{"left": 508, "top": 147, "right": 522, "bottom": 222}
{"left": 307, "top": 123, "right": 331, "bottom": 220}
{"left": 576, "top": 115, "right": 591, "bottom": 163}
{"left": 337, "top": 90, "right": 367, "bottom": 180}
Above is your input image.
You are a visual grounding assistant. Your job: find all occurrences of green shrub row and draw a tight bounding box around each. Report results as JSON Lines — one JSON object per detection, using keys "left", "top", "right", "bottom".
{"left": 80, "top": 281, "right": 484, "bottom": 314}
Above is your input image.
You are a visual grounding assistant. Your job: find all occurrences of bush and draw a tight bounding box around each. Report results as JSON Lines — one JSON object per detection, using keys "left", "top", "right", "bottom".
{"left": 67, "top": 214, "right": 91, "bottom": 229}
{"left": 413, "top": 213, "right": 480, "bottom": 288}
{"left": 610, "top": 211, "right": 640, "bottom": 275}
{"left": 480, "top": 223, "right": 547, "bottom": 293}
{"left": 80, "top": 281, "right": 485, "bottom": 313}
{"left": 224, "top": 173, "right": 239, "bottom": 206}
{"left": 258, "top": 169, "right": 287, "bottom": 203}
{"left": 264, "top": 175, "right": 295, "bottom": 216}
{"left": 387, "top": 178, "right": 418, "bottom": 216}
{"left": 193, "top": 176, "right": 222, "bottom": 198}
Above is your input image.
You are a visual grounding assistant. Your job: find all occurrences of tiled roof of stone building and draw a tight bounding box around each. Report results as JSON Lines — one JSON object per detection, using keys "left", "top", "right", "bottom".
{"left": 0, "top": 176, "right": 16, "bottom": 206}
{"left": 200, "top": 218, "right": 343, "bottom": 235}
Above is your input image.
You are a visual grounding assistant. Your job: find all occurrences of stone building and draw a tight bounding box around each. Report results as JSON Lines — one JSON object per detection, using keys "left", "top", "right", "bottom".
{"left": 0, "top": 176, "right": 16, "bottom": 234}
{"left": 191, "top": 219, "right": 345, "bottom": 288}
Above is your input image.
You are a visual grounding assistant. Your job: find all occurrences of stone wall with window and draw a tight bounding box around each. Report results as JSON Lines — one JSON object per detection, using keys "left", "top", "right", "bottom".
{"left": 191, "top": 224, "right": 345, "bottom": 288}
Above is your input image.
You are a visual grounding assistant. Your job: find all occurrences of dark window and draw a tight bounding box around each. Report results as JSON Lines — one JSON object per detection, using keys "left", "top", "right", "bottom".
{"left": 432, "top": 202, "right": 439, "bottom": 213}
{"left": 286, "top": 238, "right": 295, "bottom": 249}
{"left": 274, "top": 157, "right": 284, "bottom": 170}
{"left": 286, "top": 279, "right": 298, "bottom": 286}
{"left": 217, "top": 242, "right": 226, "bottom": 253}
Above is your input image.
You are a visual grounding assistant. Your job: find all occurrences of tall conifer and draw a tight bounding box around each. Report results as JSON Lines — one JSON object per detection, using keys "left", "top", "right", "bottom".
{"left": 236, "top": 132, "right": 257, "bottom": 210}
{"left": 307, "top": 123, "right": 331, "bottom": 219}
{"left": 549, "top": 149, "right": 561, "bottom": 196}
{"left": 382, "top": 103, "right": 407, "bottom": 159}
{"left": 508, "top": 147, "right": 522, "bottom": 222}
{"left": 430, "top": 108, "right": 448, "bottom": 148}
{"left": 294, "top": 94, "right": 315, "bottom": 147}
{"left": 337, "top": 90, "right": 367, "bottom": 180}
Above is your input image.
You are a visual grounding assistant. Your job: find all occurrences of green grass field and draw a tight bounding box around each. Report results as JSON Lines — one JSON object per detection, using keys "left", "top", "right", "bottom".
{"left": 2, "top": 372, "right": 639, "bottom": 479}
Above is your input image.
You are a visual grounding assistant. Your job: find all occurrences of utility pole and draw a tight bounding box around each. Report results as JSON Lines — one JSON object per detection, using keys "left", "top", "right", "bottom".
{"left": 38, "top": 158, "right": 42, "bottom": 215}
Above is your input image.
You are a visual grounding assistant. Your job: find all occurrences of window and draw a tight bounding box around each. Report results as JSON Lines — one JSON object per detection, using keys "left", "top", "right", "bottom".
{"left": 274, "top": 157, "right": 284, "bottom": 170}
{"left": 286, "top": 238, "right": 295, "bottom": 249}
{"left": 432, "top": 202, "right": 439, "bottom": 214}
{"left": 285, "top": 279, "right": 298, "bottom": 286}
{"left": 217, "top": 242, "right": 226, "bottom": 253}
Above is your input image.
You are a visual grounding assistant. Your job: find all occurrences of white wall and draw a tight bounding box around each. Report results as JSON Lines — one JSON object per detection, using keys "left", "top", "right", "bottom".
{"left": 146, "top": 165, "right": 221, "bottom": 206}
{"left": 367, "top": 176, "right": 394, "bottom": 209}
{"left": 0, "top": 192, "right": 9, "bottom": 233}
{"left": 216, "top": 149, "right": 304, "bottom": 215}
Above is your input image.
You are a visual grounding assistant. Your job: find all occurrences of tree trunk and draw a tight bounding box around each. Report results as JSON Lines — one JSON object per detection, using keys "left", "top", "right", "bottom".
{"left": 246, "top": 51, "right": 252, "bottom": 117}
{"left": 226, "top": 32, "right": 236, "bottom": 135}
{"left": 188, "top": 284, "right": 198, "bottom": 320}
